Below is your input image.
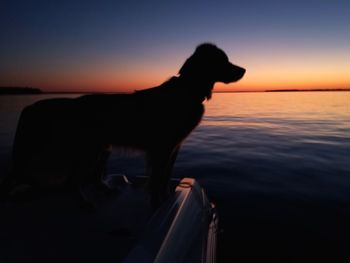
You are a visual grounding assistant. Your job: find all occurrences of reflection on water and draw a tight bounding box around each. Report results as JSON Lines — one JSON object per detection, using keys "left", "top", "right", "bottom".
{"left": 1, "top": 92, "right": 350, "bottom": 261}
{"left": 178, "top": 92, "right": 350, "bottom": 198}
{"left": 1, "top": 92, "right": 350, "bottom": 201}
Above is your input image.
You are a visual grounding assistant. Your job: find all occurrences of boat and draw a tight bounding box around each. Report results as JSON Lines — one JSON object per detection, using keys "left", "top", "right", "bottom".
{"left": 0, "top": 175, "right": 218, "bottom": 263}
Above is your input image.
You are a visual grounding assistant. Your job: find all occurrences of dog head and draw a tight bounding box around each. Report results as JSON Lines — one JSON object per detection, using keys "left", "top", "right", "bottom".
{"left": 179, "top": 43, "right": 246, "bottom": 87}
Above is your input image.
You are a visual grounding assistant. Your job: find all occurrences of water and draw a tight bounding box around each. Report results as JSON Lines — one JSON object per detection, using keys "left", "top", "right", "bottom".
{"left": 1, "top": 92, "right": 350, "bottom": 261}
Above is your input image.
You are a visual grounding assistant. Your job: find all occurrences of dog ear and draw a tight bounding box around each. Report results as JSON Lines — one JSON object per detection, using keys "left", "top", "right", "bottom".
{"left": 178, "top": 52, "right": 198, "bottom": 77}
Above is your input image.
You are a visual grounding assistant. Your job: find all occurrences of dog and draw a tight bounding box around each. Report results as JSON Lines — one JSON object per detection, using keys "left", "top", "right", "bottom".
{"left": 1, "top": 43, "right": 245, "bottom": 206}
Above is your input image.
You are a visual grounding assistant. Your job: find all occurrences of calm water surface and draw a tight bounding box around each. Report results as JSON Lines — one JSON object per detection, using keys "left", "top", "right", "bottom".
{"left": 1, "top": 92, "right": 350, "bottom": 261}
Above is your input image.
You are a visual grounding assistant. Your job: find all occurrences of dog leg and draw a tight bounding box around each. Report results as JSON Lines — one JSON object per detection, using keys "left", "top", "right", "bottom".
{"left": 147, "top": 146, "right": 179, "bottom": 209}
{"left": 75, "top": 144, "right": 114, "bottom": 209}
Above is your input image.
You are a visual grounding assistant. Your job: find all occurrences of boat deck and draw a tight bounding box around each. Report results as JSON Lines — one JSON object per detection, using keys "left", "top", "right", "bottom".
{"left": 0, "top": 176, "right": 154, "bottom": 263}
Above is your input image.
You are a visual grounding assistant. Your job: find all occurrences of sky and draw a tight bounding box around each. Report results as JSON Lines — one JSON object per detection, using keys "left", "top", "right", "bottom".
{"left": 1, "top": 0, "right": 350, "bottom": 92}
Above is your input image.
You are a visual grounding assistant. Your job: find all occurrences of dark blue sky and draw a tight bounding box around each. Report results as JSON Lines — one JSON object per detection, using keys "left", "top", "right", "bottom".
{"left": 1, "top": 0, "right": 350, "bottom": 91}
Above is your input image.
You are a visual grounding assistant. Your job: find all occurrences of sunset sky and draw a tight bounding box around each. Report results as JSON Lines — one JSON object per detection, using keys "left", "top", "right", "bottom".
{"left": 1, "top": 0, "right": 350, "bottom": 92}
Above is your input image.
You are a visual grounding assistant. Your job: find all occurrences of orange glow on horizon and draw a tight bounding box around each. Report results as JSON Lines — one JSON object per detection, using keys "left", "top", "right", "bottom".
{"left": 2, "top": 68, "right": 349, "bottom": 93}
{"left": 1, "top": 47, "right": 349, "bottom": 93}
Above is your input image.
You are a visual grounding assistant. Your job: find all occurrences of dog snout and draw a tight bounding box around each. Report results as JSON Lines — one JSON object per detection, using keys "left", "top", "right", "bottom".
{"left": 232, "top": 63, "right": 246, "bottom": 78}
{"left": 222, "top": 63, "right": 245, "bottom": 83}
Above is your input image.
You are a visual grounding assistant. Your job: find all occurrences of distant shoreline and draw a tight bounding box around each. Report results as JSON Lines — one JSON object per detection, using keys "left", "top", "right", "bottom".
{"left": 1, "top": 87, "right": 349, "bottom": 95}
{"left": 216, "top": 88, "right": 350, "bottom": 93}
{"left": 0, "top": 87, "right": 43, "bottom": 95}
{"left": 264, "top": 88, "right": 350, "bottom": 92}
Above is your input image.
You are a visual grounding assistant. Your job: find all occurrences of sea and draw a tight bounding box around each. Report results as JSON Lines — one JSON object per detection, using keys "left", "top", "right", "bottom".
{"left": 1, "top": 91, "right": 350, "bottom": 262}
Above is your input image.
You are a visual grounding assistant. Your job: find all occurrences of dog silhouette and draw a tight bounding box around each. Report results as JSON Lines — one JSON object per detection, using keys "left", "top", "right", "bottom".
{"left": 2, "top": 43, "right": 245, "bottom": 206}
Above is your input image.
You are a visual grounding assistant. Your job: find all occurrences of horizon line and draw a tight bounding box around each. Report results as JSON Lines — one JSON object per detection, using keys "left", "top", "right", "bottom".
{"left": 1, "top": 86, "right": 350, "bottom": 95}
